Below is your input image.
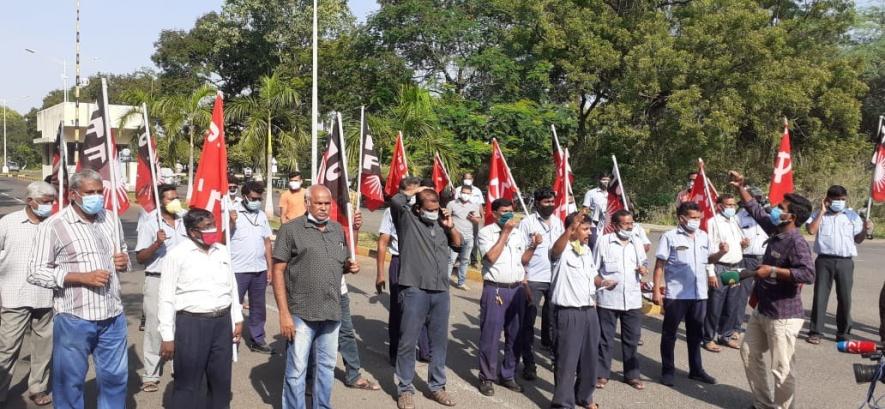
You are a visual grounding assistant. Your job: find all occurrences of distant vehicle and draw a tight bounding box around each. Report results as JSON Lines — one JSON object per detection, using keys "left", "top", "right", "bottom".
{"left": 5, "top": 161, "right": 20, "bottom": 172}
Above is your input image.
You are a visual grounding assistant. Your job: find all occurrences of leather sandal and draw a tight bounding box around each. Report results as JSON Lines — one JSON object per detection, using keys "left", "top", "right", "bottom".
{"left": 428, "top": 389, "right": 456, "bottom": 407}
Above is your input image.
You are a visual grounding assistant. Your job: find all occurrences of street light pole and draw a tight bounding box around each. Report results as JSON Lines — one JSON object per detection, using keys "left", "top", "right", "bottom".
{"left": 2, "top": 102, "right": 7, "bottom": 175}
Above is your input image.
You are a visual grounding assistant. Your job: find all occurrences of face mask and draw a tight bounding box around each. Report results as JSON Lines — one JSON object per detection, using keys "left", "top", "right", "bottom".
{"left": 616, "top": 228, "right": 632, "bottom": 240}
{"left": 462, "top": 179, "right": 474, "bottom": 187}
{"left": 420, "top": 210, "right": 440, "bottom": 223}
{"left": 537, "top": 205, "right": 555, "bottom": 219}
{"left": 722, "top": 207, "right": 736, "bottom": 219}
{"left": 78, "top": 193, "right": 105, "bottom": 215}
{"left": 164, "top": 199, "right": 183, "bottom": 214}
{"left": 194, "top": 228, "right": 219, "bottom": 247}
{"left": 570, "top": 240, "right": 587, "bottom": 256}
{"left": 228, "top": 188, "right": 237, "bottom": 194}
{"left": 307, "top": 212, "right": 329, "bottom": 225}
{"left": 769, "top": 207, "right": 789, "bottom": 226}
{"left": 245, "top": 199, "right": 261, "bottom": 212}
{"left": 829, "top": 200, "right": 846, "bottom": 213}
{"left": 289, "top": 181, "right": 302, "bottom": 190}
{"left": 683, "top": 219, "right": 700, "bottom": 232}
{"left": 497, "top": 212, "right": 514, "bottom": 227}
{"left": 33, "top": 203, "right": 53, "bottom": 218}
{"left": 460, "top": 193, "right": 471, "bottom": 202}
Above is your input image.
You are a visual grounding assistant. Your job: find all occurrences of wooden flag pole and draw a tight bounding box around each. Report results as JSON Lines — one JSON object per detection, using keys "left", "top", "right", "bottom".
{"left": 355, "top": 106, "right": 364, "bottom": 210}
{"left": 100, "top": 78, "right": 121, "bottom": 252}
{"left": 699, "top": 158, "right": 721, "bottom": 240}
{"left": 142, "top": 103, "right": 163, "bottom": 227}
{"left": 337, "top": 113, "right": 357, "bottom": 261}
{"left": 611, "top": 155, "right": 629, "bottom": 212}
{"left": 58, "top": 121, "right": 68, "bottom": 210}
{"left": 495, "top": 140, "right": 529, "bottom": 215}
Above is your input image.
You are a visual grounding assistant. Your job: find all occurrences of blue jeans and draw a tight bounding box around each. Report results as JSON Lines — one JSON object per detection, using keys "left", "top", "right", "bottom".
{"left": 307, "top": 293, "right": 362, "bottom": 385}
{"left": 282, "top": 315, "right": 340, "bottom": 409}
{"left": 395, "top": 286, "right": 450, "bottom": 394}
{"left": 53, "top": 313, "right": 128, "bottom": 409}
{"left": 449, "top": 234, "right": 474, "bottom": 286}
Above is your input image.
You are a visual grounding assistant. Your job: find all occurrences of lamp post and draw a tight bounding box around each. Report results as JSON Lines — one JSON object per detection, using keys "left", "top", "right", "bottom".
{"left": 1, "top": 96, "right": 31, "bottom": 175}
{"left": 25, "top": 49, "right": 68, "bottom": 103}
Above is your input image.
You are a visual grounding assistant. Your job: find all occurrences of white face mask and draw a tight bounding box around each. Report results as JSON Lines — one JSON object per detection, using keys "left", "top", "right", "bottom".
{"left": 462, "top": 179, "right": 474, "bottom": 187}
{"left": 408, "top": 195, "right": 416, "bottom": 205}
{"left": 289, "top": 181, "right": 302, "bottom": 190}
{"left": 460, "top": 193, "right": 471, "bottom": 202}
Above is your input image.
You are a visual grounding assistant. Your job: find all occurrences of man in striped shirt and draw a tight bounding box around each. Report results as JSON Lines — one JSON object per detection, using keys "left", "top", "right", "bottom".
{"left": 27, "top": 169, "right": 130, "bottom": 409}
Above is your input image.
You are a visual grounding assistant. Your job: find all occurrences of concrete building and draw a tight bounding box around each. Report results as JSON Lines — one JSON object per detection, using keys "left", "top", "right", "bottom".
{"left": 34, "top": 101, "right": 144, "bottom": 190}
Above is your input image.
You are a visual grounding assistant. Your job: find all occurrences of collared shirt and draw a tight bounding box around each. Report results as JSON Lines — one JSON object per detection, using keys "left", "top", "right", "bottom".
{"left": 738, "top": 208, "right": 768, "bottom": 256}
{"left": 0, "top": 209, "right": 53, "bottom": 309}
{"left": 595, "top": 232, "right": 647, "bottom": 310}
{"left": 551, "top": 245, "right": 598, "bottom": 308}
{"left": 656, "top": 227, "right": 710, "bottom": 300}
{"left": 158, "top": 239, "right": 243, "bottom": 341}
{"left": 808, "top": 209, "right": 863, "bottom": 257}
{"left": 706, "top": 213, "right": 744, "bottom": 272}
{"left": 135, "top": 210, "right": 187, "bottom": 273}
{"left": 273, "top": 215, "right": 348, "bottom": 321}
{"left": 280, "top": 189, "right": 306, "bottom": 221}
{"left": 742, "top": 199, "right": 815, "bottom": 319}
{"left": 478, "top": 223, "right": 526, "bottom": 284}
{"left": 519, "top": 212, "right": 564, "bottom": 283}
{"left": 230, "top": 203, "right": 272, "bottom": 273}
{"left": 27, "top": 206, "right": 128, "bottom": 321}
{"left": 582, "top": 188, "right": 608, "bottom": 223}
{"left": 378, "top": 208, "right": 399, "bottom": 255}
{"left": 446, "top": 199, "right": 481, "bottom": 238}
{"left": 467, "top": 187, "right": 485, "bottom": 206}
{"left": 390, "top": 193, "right": 453, "bottom": 291}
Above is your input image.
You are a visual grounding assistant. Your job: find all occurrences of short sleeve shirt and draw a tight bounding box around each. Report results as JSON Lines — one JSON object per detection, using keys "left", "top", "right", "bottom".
{"left": 135, "top": 210, "right": 187, "bottom": 273}
{"left": 478, "top": 224, "right": 526, "bottom": 284}
{"left": 518, "top": 213, "right": 564, "bottom": 283}
{"left": 595, "top": 232, "right": 646, "bottom": 310}
{"left": 655, "top": 227, "right": 710, "bottom": 300}
{"left": 446, "top": 199, "right": 481, "bottom": 237}
{"left": 809, "top": 209, "right": 863, "bottom": 257}
{"left": 378, "top": 208, "right": 399, "bottom": 255}
{"left": 551, "top": 245, "right": 597, "bottom": 308}
{"left": 230, "top": 204, "right": 272, "bottom": 273}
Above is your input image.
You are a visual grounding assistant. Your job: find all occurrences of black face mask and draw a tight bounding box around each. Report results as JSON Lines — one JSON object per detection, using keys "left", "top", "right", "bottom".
{"left": 537, "top": 205, "right": 555, "bottom": 219}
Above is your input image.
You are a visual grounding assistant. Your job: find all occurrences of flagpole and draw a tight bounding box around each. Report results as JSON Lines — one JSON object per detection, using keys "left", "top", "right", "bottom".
{"left": 221, "top": 195, "right": 238, "bottom": 363}
{"left": 495, "top": 140, "right": 529, "bottom": 215}
{"left": 699, "top": 158, "right": 720, "bottom": 239}
{"left": 564, "top": 148, "right": 573, "bottom": 215}
{"left": 100, "top": 78, "right": 121, "bottom": 251}
{"left": 611, "top": 155, "right": 629, "bottom": 212}
{"left": 337, "top": 113, "right": 357, "bottom": 261}
{"left": 398, "top": 131, "right": 409, "bottom": 177}
{"left": 355, "top": 106, "right": 364, "bottom": 210}
{"left": 142, "top": 103, "right": 163, "bottom": 227}
{"left": 58, "top": 122, "right": 68, "bottom": 210}
{"left": 437, "top": 151, "right": 454, "bottom": 189}
{"left": 310, "top": 0, "right": 319, "bottom": 184}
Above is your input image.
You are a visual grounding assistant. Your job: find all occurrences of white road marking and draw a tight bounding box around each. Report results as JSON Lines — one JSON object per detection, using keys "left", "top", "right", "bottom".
{"left": 0, "top": 192, "right": 24, "bottom": 204}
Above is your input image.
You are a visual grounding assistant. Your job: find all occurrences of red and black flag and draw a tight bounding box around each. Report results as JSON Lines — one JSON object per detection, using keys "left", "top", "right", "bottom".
{"left": 48, "top": 122, "right": 69, "bottom": 212}
{"left": 603, "top": 156, "right": 630, "bottom": 234}
{"left": 77, "top": 97, "right": 130, "bottom": 214}
{"left": 358, "top": 117, "right": 384, "bottom": 211}
{"left": 135, "top": 123, "right": 160, "bottom": 213}
{"left": 317, "top": 113, "right": 356, "bottom": 257}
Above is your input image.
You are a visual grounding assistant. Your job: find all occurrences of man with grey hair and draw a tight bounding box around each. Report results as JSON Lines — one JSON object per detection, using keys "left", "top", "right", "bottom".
{"left": 0, "top": 181, "right": 56, "bottom": 406}
{"left": 28, "top": 169, "right": 130, "bottom": 409}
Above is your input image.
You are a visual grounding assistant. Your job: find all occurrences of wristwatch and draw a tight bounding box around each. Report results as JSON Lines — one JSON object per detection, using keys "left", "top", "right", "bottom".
{"left": 769, "top": 266, "right": 777, "bottom": 279}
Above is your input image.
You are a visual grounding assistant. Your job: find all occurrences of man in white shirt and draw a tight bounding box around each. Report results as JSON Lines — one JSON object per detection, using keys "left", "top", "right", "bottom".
{"left": 595, "top": 209, "right": 648, "bottom": 390}
{"left": 461, "top": 173, "right": 485, "bottom": 205}
{"left": 0, "top": 182, "right": 56, "bottom": 406}
{"left": 703, "top": 194, "right": 749, "bottom": 351}
{"left": 229, "top": 181, "right": 274, "bottom": 354}
{"left": 447, "top": 185, "right": 482, "bottom": 290}
{"left": 476, "top": 199, "right": 535, "bottom": 396}
{"left": 158, "top": 208, "right": 244, "bottom": 408}
{"left": 135, "top": 184, "right": 188, "bottom": 392}
{"left": 583, "top": 173, "right": 611, "bottom": 248}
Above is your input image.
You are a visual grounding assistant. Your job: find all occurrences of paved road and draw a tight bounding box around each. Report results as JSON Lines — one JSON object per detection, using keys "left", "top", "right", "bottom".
{"left": 0, "top": 176, "right": 882, "bottom": 408}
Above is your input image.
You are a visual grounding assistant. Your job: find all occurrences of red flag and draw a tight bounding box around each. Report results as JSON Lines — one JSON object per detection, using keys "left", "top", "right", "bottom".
{"left": 135, "top": 125, "right": 159, "bottom": 212}
{"left": 384, "top": 131, "right": 409, "bottom": 198}
{"left": 77, "top": 98, "right": 130, "bottom": 214}
{"left": 872, "top": 120, "right": 885, "bottom": 202}
{"left": 431, "top": 152, "right": 451, "bottom": 193}
{"left": 603, "top": 158, "right": 630, "bottom": 234}
{"left": 317, "top": 114, "right": 355, "bottom": 252}
{"left": 485, "top": 139, "right": 520, "bottom": 224}
{"left": 553, "top": 148, "right": 572, "bottom": 223}
{"left": 189, "top": 92, "right": 228, "bottom": 230}
{"left": 769, "top": 124, "right": 794, "bottom": 206}
{"left": 551, "top": 126, "right": 574, "bottom": 194}
{"left": 688, "top": 159, "right": 718, "bottom": 232}
{"left": 358, "top": 119, "right": 384, "bottom": 211}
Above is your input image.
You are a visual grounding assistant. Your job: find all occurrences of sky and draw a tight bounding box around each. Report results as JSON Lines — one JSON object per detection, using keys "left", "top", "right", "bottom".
{"left": 0, "top": 0, "right": 380, "bottom": 114}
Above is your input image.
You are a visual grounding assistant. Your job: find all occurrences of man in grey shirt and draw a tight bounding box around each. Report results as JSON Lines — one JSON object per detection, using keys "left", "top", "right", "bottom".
{"left": 392, "top": 186, "right": 461, "bottom": 409}
{"left": 446, "top": 185, "right": 482, "bottom": 290}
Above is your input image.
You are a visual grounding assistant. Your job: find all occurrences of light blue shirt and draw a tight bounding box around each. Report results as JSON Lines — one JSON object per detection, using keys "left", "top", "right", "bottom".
{"left": 551, "top": 244, "right": 598, "bottom": 308}
{"left": 738, "top": 208, "right": 768, "bottom": 256}
{"left": 135, "top": 210, "right": 188, "bottom": 273}
{"left": 229, "top": 203, "right": 272, "bottom": 273}
{"left": 656, "top": 227, "right": 710, "bottom": 300}
{"left": 378, "top": 208, "right": 399, "bottom": 255}
{"left": 595, "top": 232, "right": 647, "bottom": 310}
{"left": 519, "top": 212, "right": 565, "bottom": 283}
{"left": 809, "top": 209, "right": 863, "bottom": 257}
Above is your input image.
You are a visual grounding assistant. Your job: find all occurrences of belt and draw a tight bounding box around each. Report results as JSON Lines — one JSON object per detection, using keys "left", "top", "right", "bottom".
{"left": 483, "top": 280, "right": 522, "bottom": 289}
{"left": 818, "top": 254, "right": 851, "bottom": 260}
{"left": 391, "top": 255, "right": 399, "bottom": 259}
{"left": 716, "top": 262, "right": 741, "bottom": 268}
{"left": 176, "top": 307, "right": 230, "bottom": 319}
{"left": 743, "top": 255, "right": 764, "bottom": 260}
{"left": 145, "top": 272, "right": 161, "bottom": 277}
{"left": 556, "top": 305, "right": 595, "bottom": 311}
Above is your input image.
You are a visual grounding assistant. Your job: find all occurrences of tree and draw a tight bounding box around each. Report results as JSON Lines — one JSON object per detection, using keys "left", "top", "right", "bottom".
{"left": 227, "top": 72, "right": 300, "bottom": 214}
{"left": 155, "top": 85, "right": 216, "bottom": 200}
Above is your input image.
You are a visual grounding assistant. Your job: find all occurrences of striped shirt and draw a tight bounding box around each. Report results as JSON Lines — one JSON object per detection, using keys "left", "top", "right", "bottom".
{"left": 0, "top": 209, "right": 53, "bottom": 309}
{"left": 27, "top": 206, "right": 128, "bottom": 321}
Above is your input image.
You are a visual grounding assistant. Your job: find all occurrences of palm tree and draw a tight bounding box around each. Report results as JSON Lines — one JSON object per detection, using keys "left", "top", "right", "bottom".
{"left": 155, "top": 85, "right": 215, "bottom": 201}
{"left": 227, "top": 72, "right": 300, "bottom": 215}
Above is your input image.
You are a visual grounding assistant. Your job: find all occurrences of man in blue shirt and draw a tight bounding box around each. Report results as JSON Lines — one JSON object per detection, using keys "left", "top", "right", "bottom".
{"left": 805, "top": 185, "right": 873, "bottom": 344}
{"left": 653, "top": 201, "right": 727, "bottom": 386}
{"left": 229, "top": 181, "right": 273, "bottom": 354}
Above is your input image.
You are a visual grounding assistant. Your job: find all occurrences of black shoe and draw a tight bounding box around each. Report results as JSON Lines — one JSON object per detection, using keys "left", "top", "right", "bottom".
{"left": 522, "top": 367, "right": 537, "bottom": 381}
{"left": 478, "top": 380, "right": 495, "bottom": 396}
{"left": 249, "top": 343, "right": 273, "bottom": 354}
{"left": 689, "top": 372, "right": 717, "bottom": 384}
{"left": 139, "top": 314, "right": 145, "bottom": 331}
{"left": 500, "top": 379, "right": 523, "bottom": 393}
{"left": 661, "top": 374, "right": 675, "bottom": 387}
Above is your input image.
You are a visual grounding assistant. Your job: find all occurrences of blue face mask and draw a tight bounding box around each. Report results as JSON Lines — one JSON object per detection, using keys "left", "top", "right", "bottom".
{"left": 769, "top": 206, "right": 785, "bottom": 226}
{"left": 33, "top": 203, "right": 53, "bottom": 218}
{"left": 722, "top": 207, "right": 736, "bottom": 219}
{"left": 245, "top": 199, "right": 261, "bottom": 212}
{"left": 78, "top": 194, "right": 105, "bottom": 215}
{"left": 829, "top": 200, "right": 846, "bottom": 213}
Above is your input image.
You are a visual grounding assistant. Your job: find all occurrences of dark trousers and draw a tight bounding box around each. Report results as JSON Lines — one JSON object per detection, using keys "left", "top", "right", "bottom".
{"left": 810, "top": 256, "right": 854, "bottom": 337}
{"left": 704, "top": 264, "right": 742, "bottom": 343}
{"left": 734, "top": 256, "right": 762, "bottom": 333}
{"left": 479, "top": 283, "right": 525, "bottom": 382}
{"left": 661, "top": 299, "right": 706, "bottom": 377}
{"left": 172, "top": 312, "right": 233, "bottom": 409}
{"left": 551, "top": 306, "right": 599, "bottom": 409}
{"left": 395, "top": 286, "right": 450, "bottom": 394}
{"left": 522, "top": 281, "right": 554, "bottom": 370}
{"left": 879, "top": 281, "right": 885, "bottom": 344}
{"left": 388, "top": 257, "right": 431, "bottom": 365}
{"left": 307, "top": 292, "right": 363, "bottom": 386}
{"left": 597, "top": 307, "right": 642, "bottom": 380}
{"left": 235, "top": 271, "right": 267, "bottom": 345}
